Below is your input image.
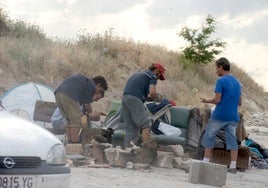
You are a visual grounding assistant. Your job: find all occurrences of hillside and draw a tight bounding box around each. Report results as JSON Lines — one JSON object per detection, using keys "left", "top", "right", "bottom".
{"left": 0, "top": 9, "right": 267, "bottom": 120}
{"left": 0, "top": 36, "right": 267, "bottom": 112}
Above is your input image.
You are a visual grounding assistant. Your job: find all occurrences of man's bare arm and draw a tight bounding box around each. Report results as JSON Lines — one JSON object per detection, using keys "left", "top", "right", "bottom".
{"left": 200, "top": 93, "right": 221, "bottom": 105}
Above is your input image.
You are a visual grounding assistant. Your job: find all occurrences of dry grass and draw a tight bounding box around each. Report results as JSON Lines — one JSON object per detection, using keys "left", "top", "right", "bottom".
{"left": 0, "top": 28, "right": 267, "bottom": 114}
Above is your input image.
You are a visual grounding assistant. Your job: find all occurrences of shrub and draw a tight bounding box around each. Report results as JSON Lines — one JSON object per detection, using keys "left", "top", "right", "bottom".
{"left": 178, "top": 15, "right": 226, "bottom": 67}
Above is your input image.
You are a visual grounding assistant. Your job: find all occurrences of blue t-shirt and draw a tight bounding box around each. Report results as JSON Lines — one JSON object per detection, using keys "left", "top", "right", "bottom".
{"left": 211, "top": 74, "right": 241, "bottom": 122}
{"left": 123, "top": 70, "right": 157, "bottom": 102}
{"left": 54, "top": 73, "right": 96, "bottom": 105}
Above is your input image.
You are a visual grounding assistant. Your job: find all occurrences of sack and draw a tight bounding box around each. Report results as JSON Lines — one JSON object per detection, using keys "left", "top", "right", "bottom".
{"left": 158, "top": 122, "right": 182, "bottom": 136}
{"left": 50, "top": 108, "right": 67, "bottom": 130}
{"left": 261, "top": 148, "right": 268, "bottom": 159}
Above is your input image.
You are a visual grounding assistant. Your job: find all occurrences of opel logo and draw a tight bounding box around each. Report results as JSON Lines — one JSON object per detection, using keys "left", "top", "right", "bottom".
{"left": 3, "top": 157, "right": 16, "bottom": 169}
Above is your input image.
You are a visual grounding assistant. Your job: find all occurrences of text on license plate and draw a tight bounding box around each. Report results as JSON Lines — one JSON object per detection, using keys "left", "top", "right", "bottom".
{"left": 0, "top": 175, "right": 37, "bottom": 188}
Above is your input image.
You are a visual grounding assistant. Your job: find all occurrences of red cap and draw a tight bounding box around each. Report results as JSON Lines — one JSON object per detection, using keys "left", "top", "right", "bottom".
{"left": 153, "top": 63, "right": 166, "bottom": 80}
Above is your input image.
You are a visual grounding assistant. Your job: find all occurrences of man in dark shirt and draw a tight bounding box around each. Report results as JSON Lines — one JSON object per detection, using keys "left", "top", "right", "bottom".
{"left": 54, "top": 73, "right": 108, "bottom": 143}
{"left": 122, "top": 63, "right": 166, "bottom": 147}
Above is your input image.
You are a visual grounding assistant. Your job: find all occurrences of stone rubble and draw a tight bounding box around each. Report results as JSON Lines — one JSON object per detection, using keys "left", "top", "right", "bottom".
{"left": 66, "top": 139, "right": 190, "bottom": 171}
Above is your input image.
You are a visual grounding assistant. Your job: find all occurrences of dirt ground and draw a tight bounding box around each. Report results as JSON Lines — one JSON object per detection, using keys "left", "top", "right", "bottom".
{"left": 69, "top": 166, "right": 268, "bottom": 188}
{"left": 69, "top": 130, "right": 268, "bottom": 188}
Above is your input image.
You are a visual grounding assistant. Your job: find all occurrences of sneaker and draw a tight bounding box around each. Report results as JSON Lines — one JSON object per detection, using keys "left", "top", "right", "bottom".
{"left": 227, "top": 168, "right": 237, "bottom": 174}
{"left": 237, "top": 168, "right": 245, "bottom": 172}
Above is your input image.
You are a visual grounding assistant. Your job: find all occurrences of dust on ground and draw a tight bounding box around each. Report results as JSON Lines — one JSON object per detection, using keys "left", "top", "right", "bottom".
{"left": 69, "top": 129, "right": 268, "bottom": 188}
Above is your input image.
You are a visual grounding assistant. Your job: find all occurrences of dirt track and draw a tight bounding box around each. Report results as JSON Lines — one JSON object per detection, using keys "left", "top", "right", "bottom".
{"left": 69, "top": 165, "right": 268, "bottom": 188}
{"left": 69, "top": 130, "right": 268, "bottom": 188}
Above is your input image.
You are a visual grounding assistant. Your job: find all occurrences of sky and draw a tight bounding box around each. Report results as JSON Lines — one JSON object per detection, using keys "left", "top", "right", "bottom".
{"left": 1, "top": 0, "right": 268, "bottom": 91}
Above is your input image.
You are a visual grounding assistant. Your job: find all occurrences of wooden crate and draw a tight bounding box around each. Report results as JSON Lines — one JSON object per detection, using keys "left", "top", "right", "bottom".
{"left": 210, "top": 146, "right": 250, "bottom": 170}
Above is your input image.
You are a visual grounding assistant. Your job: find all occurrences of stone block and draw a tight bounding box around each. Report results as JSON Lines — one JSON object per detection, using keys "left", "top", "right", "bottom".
{"left": 82, "top": 141, "right": 112, "bottom": 164}
{"left": 65, "top": 143, "right": 82, "bottom": 155}
{"left": 105, "top": 147, "right": 133, "bottom": 168}
{"left": 133, "top": 147, "right": 157, "bottom": 164}
{"left": 104, "top": 147, "right": 117, "bottom": 165}
{"left": 157, "top": 145, "right": 184, "bottom": 157}
{"left": 156, "top": 151, "right": 174, "bottom": 168}
{"left": 134, "top": 163, "right": 151, "bottom": 170}
{"left": 81, "top": 128, "right": 103, "bottom": 145}
{"left": 169, "top": 145, "right": 184, "bottom": 157}
{"left": 113, "top": 148, "right": 133, "bottom": 168}
{"left": 67, "top": 154, "right": 87, "bottom": 166}
{"left": 173, "top": 157, "right": 190, "bottom": 171}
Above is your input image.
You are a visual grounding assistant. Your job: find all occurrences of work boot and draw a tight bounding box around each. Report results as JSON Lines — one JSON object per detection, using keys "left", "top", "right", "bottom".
{"left": 141, "top": 139, "right": 158, "bottom": 150}
{"left": 141, "top": 127, "right": 151, "bottom": 143}
{"left": 101, "top": 128, "right": 114, "bottom": 143}
{"left": 227, "top": 168, "right": 237, "bottom": 174}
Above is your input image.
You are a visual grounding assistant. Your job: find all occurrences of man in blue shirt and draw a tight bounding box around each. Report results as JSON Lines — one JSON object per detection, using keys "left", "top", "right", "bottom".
{"left": 200, "top": 57, "right": 242, "bottom": 174}
{"left": 122, "top": 63, "right": 166, "bottom": 148}
{"left": 54, "top": 73, "right": 108, "bottom": 143}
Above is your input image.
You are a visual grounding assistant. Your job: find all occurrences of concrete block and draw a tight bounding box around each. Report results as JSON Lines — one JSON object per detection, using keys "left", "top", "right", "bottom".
{"left": 189, "top": 159, "right": 227, "bottom": 187}
{"left": 189, "top": 159, "right": 201, "bottom": 184}
{"left": 199, "top": 162, "right": 227, "bottom": 187}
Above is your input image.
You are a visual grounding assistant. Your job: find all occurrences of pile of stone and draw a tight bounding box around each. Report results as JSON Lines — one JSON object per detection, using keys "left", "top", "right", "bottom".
{"left": 66, "top": 140, "right": 190, "bottom": 171}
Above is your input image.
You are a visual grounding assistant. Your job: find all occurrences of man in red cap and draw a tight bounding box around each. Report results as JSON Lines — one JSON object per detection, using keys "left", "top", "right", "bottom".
{"left": 121, "top": 63, "right": 166, "bottom": 148}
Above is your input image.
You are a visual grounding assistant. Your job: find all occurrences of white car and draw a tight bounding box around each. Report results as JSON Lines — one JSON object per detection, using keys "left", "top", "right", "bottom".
{"left": 0, "top": 106, "right": 71, "bottom": 188}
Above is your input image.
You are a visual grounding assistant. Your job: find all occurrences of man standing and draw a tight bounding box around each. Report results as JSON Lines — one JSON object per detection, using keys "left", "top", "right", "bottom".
{"left": 54, "top": 73, "right": 108, "bottom": 143}
{"left": 122, "top": 63, "right": 166, "bottom": 148}
{"left": 200, "top": 57, "right": 242, "bottom": 174}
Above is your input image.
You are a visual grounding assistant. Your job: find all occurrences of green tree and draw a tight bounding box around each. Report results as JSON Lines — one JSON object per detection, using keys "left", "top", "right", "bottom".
{"left": 178, "top": 15, "right": 226, "bottom": 68}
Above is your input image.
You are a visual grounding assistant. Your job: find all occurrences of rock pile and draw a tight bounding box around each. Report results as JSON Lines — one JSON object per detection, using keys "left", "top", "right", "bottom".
{"left": 66, "top": 140, "right": 191, "bottom": 171}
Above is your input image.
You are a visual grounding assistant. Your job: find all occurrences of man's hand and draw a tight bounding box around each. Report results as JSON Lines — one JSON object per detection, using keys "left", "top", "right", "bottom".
{"left": 200, "top": 93, "right": 221, "bottom": 105}
{"left": 200, "top": 98, "right": 207, "bottom": 103}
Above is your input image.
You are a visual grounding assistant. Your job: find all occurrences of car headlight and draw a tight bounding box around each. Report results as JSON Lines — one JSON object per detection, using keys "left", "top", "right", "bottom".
{"left": 47, "top": 144, "right": 67, "bottom": 165}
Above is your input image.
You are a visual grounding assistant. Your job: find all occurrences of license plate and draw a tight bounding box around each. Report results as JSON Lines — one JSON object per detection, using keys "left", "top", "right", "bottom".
{"left": 0, "top": 175, "right": 37, "bottom": 188}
